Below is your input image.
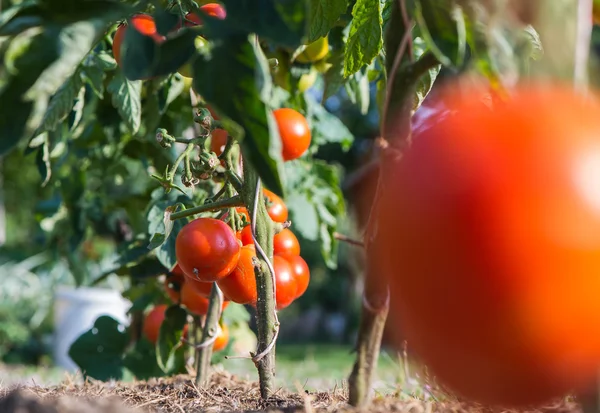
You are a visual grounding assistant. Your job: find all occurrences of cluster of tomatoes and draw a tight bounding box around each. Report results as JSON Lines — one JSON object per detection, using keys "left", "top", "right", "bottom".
{"left": 174, "top": 186, "right": 310, "bottom": 312}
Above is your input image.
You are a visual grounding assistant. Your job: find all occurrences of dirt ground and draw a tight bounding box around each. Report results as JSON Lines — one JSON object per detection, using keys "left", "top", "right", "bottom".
{"left": 0, "top": 370, "right": 584, "bottom": 413}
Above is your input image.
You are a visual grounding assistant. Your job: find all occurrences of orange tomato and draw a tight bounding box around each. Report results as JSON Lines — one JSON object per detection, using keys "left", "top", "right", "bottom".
{"left": 273, "top": 255, "right": 297, "bottom": 310}
{"left": 278, "top": 253, "right": 310, "bottom": 299}
{"left": 175, "top": 217, "right": 241, "bottom": 282}
{"left": 273, "top": 228, "right": 300, "bottom": 256}
{"left": 217, "top": 245, "right": 258, "bottom": 305}
{"left": 273, "top": 108, "right": 311, "bottom": 161}
{"left": 240, "top": 225, "right": 253, "bottom": 245}
{"left": 371, "top": 83, "right": 600, "bottom": 406}
{"left": 213, "top": 323, "right": 229, "bottom": 352}
{"left": 263, "top": 189, "right": 288, "bottom": 223}
{"left": 184, "top": 3, "right": 227, "bottom": 26}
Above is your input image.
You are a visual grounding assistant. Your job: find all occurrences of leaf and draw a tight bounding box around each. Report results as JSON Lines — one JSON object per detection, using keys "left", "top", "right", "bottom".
{"left": 147, "top": 201, "right": 189, "bottom": 270}
{"left": 91, "top": 50, "right": 118, "bottom": 71}
{"left": 68, "top": 316, "right": 129, "bottom": 381}
{"left": 284, "top": 159, "right": 345, "bottom": 268}
{"left": 69, "top": 85, "right": 86, "bottom": 130}
{"left": 156, "top": 305, "right": 187, "bottom": 373}
{"left": 0, "top": 19, "right": 105, "bottom": 155}
{"left": 81, "top": 65, "right": 106, "bottom": 99}
{"left": 412, "top": 38, "right": 440, "bottom": 111}
{"left": 107, "top": 71, "right": 142, "bottom": 134}
{"left": 343, "top": 0, "right": 383, "bottom": 78}
{"left": 414, "top": 0, "right": 467, "bottom": 68}
{"left": 122, "top": 338, "right": 165, "bottom": 380}
{"left": 120, "top": 15, "right": 197, "bottom": 81}
{"left": 307, "top": 0, "right": 347, "bottom": 42}
{"left": 304, "top": 93, "right": 354, "bottom": 151}
{"left": 323, "top": 50, "right": 345, "bottom": 100}
{"left": 523, "top": 25, "right": 544, "bottom": 61}
{"left": 344, "top": 70, "right": 370, "bottom": 114}
{"left": 192, "top": 35, "right": 286, "bottom": 196}
{"left": 35, "top": 136, "right": 51, "bottom": 186}
{"left": 32, "top": 70, "right": 84, "bottom": 137}
{"left": 212, "top": 0, "right": 307, "bottom": 48}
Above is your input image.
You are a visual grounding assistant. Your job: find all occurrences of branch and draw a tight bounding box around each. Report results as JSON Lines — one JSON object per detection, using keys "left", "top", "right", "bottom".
{"left": 170, "top": 196, "right": 244, "bottom": 221}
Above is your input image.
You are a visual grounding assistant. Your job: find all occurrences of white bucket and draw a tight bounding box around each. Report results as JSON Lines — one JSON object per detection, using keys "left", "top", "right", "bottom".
{"left": 52, "top": 286, "right": 132, "bottom": 371}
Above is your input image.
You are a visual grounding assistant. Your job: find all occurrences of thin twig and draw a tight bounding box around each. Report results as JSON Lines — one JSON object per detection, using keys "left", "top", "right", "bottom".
{"left": 334, "top": 232, "right": 365, "bottom": 248}
{"left": 575, "top": 0, "right": 593, "bottom": 92}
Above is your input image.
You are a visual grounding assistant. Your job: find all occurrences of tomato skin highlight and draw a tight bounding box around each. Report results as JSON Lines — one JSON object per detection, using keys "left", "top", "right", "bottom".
{"left": 273, "top": 228, "right": 300, "bottom": 256}
{"left": 263, "top": 189, "right": 288, "bottom": 223}
{"left": 273, "top": 255, "right": 297, "bottom": 310}
{"left": 273, "top": 108, "right": 311, "bottom": 161}
{"left": 184, "top": 3, "right": 227, "bottom": 26}
{"left": 217, "top": 245, "right": 258, "bottom": 305}
{"left": 175, "top": 217, "right": 241, "bottom": 283}
{"left": 371, "top": 83, "right": 600, "bottom": 407}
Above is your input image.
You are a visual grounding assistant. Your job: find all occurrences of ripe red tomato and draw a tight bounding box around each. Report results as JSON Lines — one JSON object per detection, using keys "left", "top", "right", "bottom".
{"left": 217, "top": 245, "right": 258, "bottom": 305}
{"left": 112, "top": 14, "right": 166, "bottom": 67}
{"left": 213, "top": 323, "right": 229, "bottom": 352}
{"left": 278, "top": 253, "right": 310, "bottom": 299}
{"left": 143, "top": 304, "right": 189, "bottom": 344}
{"left": 240, "top": 225, "right": 254, "bottom": 245}
{"left": 263, "top": 189, "right": 288, "bottom": 223}
{"left": 184, "top": 3, "right": 227, "bottom": 26}
{"left": 164, "top": 265, "right": 185, "bottom": 303}
{"left": 175, "top": 217, "right": 241, "bottom": 282}
{"left": 371, "top": 83, "right": 600, "bottom": 406}
{"left": 273, "top": 228, "right": 300, "bottom": 256}
{"left": 273, "top": 108, "right": 311, "bottom": 161}
{"left": 273, "top": 255, "right": 297, "bottom": 310}
{"left": 181, "top": 280, "right": 230, "bottom": 316}
{"left": 210, "top": 129, "right": 228, "bottom": 156}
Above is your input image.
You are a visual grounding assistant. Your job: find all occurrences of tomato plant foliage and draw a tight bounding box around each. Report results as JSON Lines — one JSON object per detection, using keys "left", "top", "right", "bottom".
{"left": 1, "top": 0, "right": 544, "bottom": 384}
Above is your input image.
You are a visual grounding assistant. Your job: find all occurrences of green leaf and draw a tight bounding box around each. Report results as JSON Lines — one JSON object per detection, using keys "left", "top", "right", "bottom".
{"left": 81, "top": 65, "right": 106, "bottom": 99}
{"left": 69, "top": 85, "right": 86, "bottom": 130}
{"left": 1, "top": 19, "right": 105, "bottom": 155}
{"left": 307, "top": 0, "right": 347, "bottom": 42}
{"left": 214, "top": 0, "right": 307, "bottom": 48}
{"left": 156, "top": 305, "right": 187, "bottom": 373}
{"left": 107, "top": 71, "right": 142, "bottom": 134}
{"left": 192, "top": 35, "right": 286, "bottom": 196}
{"left": 147, "top": 201, "right": 189, "bottom": 271}
{"left": 412, "top": 38, "right": 440, "bottom": 111}
{"left": 344, "top": 70, "right": 370, "bottom": 114}
{"left": 284, "top": 159, "right": 345, "bottom": 268}
{"left": 122, "top": 337, "right": 166, "bottom": 380}
{"left": 304, "top": 94, "right": 354, "bottom": 151}
{"left": 120, "top": 15, "right": 196, "bottom": 81}
{"left": 32, "top": 70, "right": 84, "bottom": 137}
{"left": 323, "top": 50, "right": 344, "bottom": 100}
{"left": 414, "top": 0, "right": 467, "bottom": 68}
{"left": 343, "top": 0, "right": 383, "bottom": 78}
{"left": 90, "top": 50, "right": 118, "bottom": 71}
{"left": 35, "top": 135, "right": 51, "bottom": 186}
{"left": 68, "top": 316, "right": 129, "bottom": 381}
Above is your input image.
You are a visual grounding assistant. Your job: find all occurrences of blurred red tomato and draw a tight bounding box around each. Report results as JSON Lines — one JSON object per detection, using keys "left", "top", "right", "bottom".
{"left": 371, "top": 83, "right": 600, "bottom": 406}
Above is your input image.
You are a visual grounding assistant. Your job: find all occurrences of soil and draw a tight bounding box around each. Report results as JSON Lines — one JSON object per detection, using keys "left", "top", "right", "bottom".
{"left": 0, "top": 370, "right": 584, "bottom": 413}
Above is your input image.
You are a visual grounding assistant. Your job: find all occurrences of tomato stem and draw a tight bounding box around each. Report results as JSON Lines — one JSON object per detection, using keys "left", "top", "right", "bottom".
{"left": 241, "top": 160, "right": 277, "bottom": 400}
{"left": 169, "top": 195, "right": 243, "bottom": 220}
{"left": 194, "top": 284, "right": 224, "bottom": 386}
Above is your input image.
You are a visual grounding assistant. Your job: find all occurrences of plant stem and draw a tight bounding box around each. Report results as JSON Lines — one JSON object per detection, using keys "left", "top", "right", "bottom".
{"left": 195, "top": 284, "right": 223, "bottom": 386}
{"left": 348, "top": 0, "right": 439, "bottom": 407}
{"left": 242, "top": 162, "right": 277, "bottom": 400}
{"left": 170, "top": 195, "right": 243, "bottom": 220}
